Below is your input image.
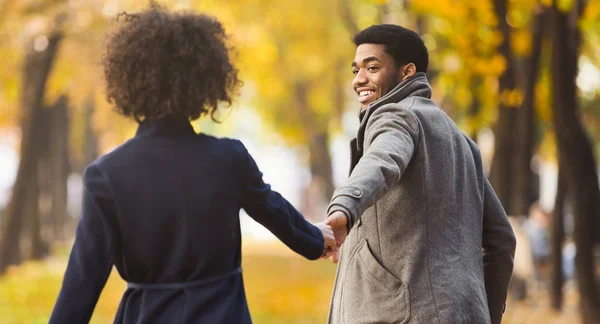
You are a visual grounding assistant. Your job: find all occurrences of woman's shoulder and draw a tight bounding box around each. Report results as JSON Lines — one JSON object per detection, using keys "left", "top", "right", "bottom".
{"left": 84, "top": 138, "right": 136, "bottom": 170}
{"left": 198, "top": 134, "right": 248, "bottom": 156}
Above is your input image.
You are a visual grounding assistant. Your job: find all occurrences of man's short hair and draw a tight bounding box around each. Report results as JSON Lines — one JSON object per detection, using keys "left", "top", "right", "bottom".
{"left": 353, "top": 24, "right": 429, "bottom": 73}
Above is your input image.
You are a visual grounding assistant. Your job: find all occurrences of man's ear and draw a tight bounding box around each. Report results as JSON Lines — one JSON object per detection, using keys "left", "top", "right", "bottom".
{"left": 400, "top": 63, "right": 417, "bottom": 81}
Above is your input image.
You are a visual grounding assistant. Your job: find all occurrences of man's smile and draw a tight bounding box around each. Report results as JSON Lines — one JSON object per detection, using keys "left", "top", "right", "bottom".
{"left": 356, "top": 88, "right": 377, "bottom": 104}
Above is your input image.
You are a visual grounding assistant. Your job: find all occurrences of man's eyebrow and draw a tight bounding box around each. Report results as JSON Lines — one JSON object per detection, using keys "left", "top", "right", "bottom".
{"left": 351, "top": 56, "right": 381, "bottom": 68}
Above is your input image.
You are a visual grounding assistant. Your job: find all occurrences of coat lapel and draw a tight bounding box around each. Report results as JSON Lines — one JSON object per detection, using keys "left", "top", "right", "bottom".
{"left": 349, "top": 138, "right": 361, "bottom": 176}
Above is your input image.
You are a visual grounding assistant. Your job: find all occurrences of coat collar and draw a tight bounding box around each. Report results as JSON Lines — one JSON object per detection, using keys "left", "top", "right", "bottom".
{"left": 353, "top": 73, "right": 431, "bottom": 153}
{"left": 135, "top": 115, "right": 196, "bottom": 138}
{"left": 358, "top": 72, "right": 432, "bottom": 123}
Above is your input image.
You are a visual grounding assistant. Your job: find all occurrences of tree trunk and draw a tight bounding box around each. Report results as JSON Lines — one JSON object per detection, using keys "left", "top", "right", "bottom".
{"left": 339, "top": 0, "right": 359, "bottom": 36}
{"left": 295, "top": 82, "right": 335, "bottom": 221}
{"left": 550, "top": 1, "right": 600, "bottom": 322}
{"left": 79, "top": 96, "right": 99, "bottom": 173}
{"left": 333, "top": 59, "right": 346, "bottom": 124}
{"left": 551, "top": 165, "right": 566, "bottom": 310}
{"left": 48, "top": 95, "right": 70, "bottom": 242}
{"left": 29, "top": 107, "right": 50, "bottom": 260}
{"left": 36, "top": 106, "right": 52, "bottom": 247}
{"left": 309, "top": 131, "right": 335, "bottom": 201}
{"left": 0, "top": 33, "right": 62, "bottom": 274}
{"left": 301, "top": 130, "right": 334, "bottom": 222}
{"left": 466, "top": 76, "right": 482, "bottom": 141}
{"left": 511, "top": 7, "right": 546, "bottom": 216}
{"left": 412, "top": 12, "right": 440, "bottom": 83}
{"left": 489, "top": 0, "right": 518, "bottom": 214}
{"left": 29, "top": 151, "right": 48, "bottom": 260}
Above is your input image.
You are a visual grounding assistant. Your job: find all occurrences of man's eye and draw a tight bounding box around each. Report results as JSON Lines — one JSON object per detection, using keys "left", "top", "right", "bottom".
{"left": 352, "top": 69, "right": 359, "bottom": 75}
{"left": 367, "top": 66, "right": 379, "bottom": 72}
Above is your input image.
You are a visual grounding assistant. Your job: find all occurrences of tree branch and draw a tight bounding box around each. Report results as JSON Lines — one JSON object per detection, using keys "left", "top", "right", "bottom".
{"left": 339, "top": 0, "right": 359, "bottom": 36}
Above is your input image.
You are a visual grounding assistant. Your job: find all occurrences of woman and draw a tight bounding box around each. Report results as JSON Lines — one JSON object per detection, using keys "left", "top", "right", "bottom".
{"left": 49, "top": 3, "right": 335, "bottom": 323}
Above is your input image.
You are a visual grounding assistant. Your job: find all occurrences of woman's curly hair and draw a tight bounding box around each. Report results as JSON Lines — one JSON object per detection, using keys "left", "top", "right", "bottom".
{"left": 102, "top": 2, "right": 241, "bottom": 122}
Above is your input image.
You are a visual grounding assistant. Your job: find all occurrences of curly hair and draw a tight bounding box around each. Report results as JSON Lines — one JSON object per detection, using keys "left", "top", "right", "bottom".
{"left": 102, "top": 2, "right": 241, "bottom": 122}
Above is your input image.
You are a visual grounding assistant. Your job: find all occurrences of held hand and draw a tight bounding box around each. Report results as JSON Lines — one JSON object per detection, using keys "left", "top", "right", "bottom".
{"left": 314, "top": 222, "right": 336, "bottom": 259}
{"left": 325, "top": 211, "right": 349, "bottom": 263}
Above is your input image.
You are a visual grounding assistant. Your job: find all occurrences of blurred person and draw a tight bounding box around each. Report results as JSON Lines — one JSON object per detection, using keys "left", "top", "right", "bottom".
{"left": 49, "top": 3, "right": 335, "bottom": 323}
{"left": 523, "top": 203, "right": 551, "bottom": 280}
{"left": 508, "top": 216, "right": 534, "bottom": 300}
{"left": 562, "top": 240, "right": 576, "bottom": 280}
{"left": 323, "top": 25, "right": 516, "bottom": 324}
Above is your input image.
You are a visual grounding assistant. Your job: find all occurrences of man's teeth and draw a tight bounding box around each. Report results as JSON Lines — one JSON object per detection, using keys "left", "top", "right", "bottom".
{"left": 360, "top": 91, "right": 374, "bottom": 97}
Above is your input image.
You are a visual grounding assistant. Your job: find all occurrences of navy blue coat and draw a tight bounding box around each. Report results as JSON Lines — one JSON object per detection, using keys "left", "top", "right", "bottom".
{"left": 49, "top": 116, "right": 325, "bottom": 323}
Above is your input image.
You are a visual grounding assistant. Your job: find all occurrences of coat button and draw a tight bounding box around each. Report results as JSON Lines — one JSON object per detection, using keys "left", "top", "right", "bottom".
{"left": 352, "top": 189, "right": 361, "bottom": 196}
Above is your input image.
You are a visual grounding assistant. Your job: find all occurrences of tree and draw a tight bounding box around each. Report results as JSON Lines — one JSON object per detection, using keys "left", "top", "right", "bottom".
{"left": 82, "top": 96, "right": 100, "bottom": 171}
{"left": 194, "top": 0, "right": 364, "bottom": 219}
{"left": 510, "top": 5, "right": 547, "bottom": 216}
{"left": 489, "top": 0, "right": 519, "bottom": 214}
{"left": 409, "top": 0, "right": 512, "bottom": 136}
{"left": 551, "top": 166, "right": 566, "bottom": 310}
{"left": 550, "top": 0, "right": 600, "bottom": 321}
{"left": 0, "top": 33, "right": 62, "bottom": 273}
{"left": 40, "top": 95, "right": 71, "bottom": 242}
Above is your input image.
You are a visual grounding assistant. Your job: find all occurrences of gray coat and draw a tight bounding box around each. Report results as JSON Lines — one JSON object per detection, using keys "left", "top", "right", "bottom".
{"left": 327, "top": 73, "right": 516, "bottom": 324}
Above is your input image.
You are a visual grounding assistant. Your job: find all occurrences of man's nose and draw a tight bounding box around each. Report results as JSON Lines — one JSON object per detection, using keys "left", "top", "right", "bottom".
{"left": 353, "top": 69, "right": 367, "bottom": 89}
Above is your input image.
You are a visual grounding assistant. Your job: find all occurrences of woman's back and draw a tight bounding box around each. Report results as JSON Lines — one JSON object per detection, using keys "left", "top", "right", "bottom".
{"left": 49, "top": 4, "right": 333, "bottom": 322}
{"left": 51, "top": 116, "right": 327, "bottom": 323}
{"left": 106, "top": 117, "right": 243, "bottom": 284}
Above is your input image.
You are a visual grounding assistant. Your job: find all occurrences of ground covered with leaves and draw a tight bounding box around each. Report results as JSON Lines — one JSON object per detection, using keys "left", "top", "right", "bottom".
{"left": 0, "top": 241, "right": 580, "bottom": 323}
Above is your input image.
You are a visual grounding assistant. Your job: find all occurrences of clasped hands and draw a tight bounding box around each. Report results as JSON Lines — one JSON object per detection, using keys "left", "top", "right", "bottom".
{"left": 314, "top": 211, "right": 348, "bottom": 263}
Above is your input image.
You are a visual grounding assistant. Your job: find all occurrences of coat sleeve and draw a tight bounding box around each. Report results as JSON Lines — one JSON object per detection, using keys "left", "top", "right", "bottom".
{"left": 482, "top": 176, "right": 516, "bottom": 324}
{"left": 327, "top": 103, "right": 419, "bottom": 232}
{"left": 50, "top": 164, "right": 118, "bottom": 324}
{"left": 235, "top": 141, "right": 324, "bottom": 260}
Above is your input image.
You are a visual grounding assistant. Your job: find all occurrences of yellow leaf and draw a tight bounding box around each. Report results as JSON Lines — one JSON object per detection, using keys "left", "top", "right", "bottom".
{"left": 455, "top": 86, "right": 472, "bottom": 108}
{"left": 557, "top": 0, "right": 574, "bottom": 12}
{"left": 490, "top": 54, "right": 507, "bottom": 76}
{"left": 511, "top": 29, "right": 532, "bottom": 57}
{"left": 510, "top": 89, "right": 524, "bottom": 106}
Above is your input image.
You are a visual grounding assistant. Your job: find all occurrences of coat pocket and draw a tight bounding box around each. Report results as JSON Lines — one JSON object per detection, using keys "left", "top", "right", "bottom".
{"left": 341, "top": 240, "right": 410, "bottom": 324}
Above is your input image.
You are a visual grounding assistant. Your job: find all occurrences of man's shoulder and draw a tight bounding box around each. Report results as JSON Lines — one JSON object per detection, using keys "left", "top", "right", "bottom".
{"left": 377, "top": 96, "right": 443, "bottom": 126}
{"left": 366, "top": 99, "right": 421, "bottom": 136}
{"left": 400, "top": 96, "right": 441, "bottom": 114}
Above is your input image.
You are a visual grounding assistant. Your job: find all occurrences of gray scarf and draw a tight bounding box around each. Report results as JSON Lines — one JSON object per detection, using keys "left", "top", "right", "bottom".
{"left": 352, "top": 72, "right": 432, "bottom": 154}
{"left": 359, "top": 72, "right": 432, "bottom": 123}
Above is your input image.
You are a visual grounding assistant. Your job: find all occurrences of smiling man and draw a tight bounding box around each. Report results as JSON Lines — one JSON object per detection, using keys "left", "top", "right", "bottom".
{"left": 324, "top": 25, "right": 516, "bottom": 324}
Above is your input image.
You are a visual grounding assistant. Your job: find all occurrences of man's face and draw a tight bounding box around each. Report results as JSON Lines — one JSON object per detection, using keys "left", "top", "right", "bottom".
{"left": 352, "top": 44, "right": 404, "bottom": 110}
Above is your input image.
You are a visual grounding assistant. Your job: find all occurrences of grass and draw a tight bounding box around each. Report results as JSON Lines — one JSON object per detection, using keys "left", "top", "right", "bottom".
{"left": 0, "top": 241, "right": 581, "bottom": 323}
{"left": 0, "top": 241, "right": 337, "bottom": 324}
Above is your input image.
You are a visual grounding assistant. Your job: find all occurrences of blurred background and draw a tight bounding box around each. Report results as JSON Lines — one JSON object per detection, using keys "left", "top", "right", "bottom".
{"left": 0, "top": 0, "right": 599, "bottom": 323}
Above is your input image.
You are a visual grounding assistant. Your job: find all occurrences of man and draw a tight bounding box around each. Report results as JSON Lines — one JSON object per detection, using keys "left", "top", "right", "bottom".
{"left": 324, "top": 24, "right": 516, "bottom": 324}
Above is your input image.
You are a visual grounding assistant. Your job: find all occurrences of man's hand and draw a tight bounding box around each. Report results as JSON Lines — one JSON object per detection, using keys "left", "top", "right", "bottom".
{"left": 314, "top": 222, "right": 336, "bottom": 258}
{"left": 325, "top": 211, "right": 349, "bottom": 263}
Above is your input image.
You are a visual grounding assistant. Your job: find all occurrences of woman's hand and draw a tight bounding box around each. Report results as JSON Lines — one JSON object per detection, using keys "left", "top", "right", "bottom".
{"left": 314, "top": 222, "right": 336, "bottom": 259}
